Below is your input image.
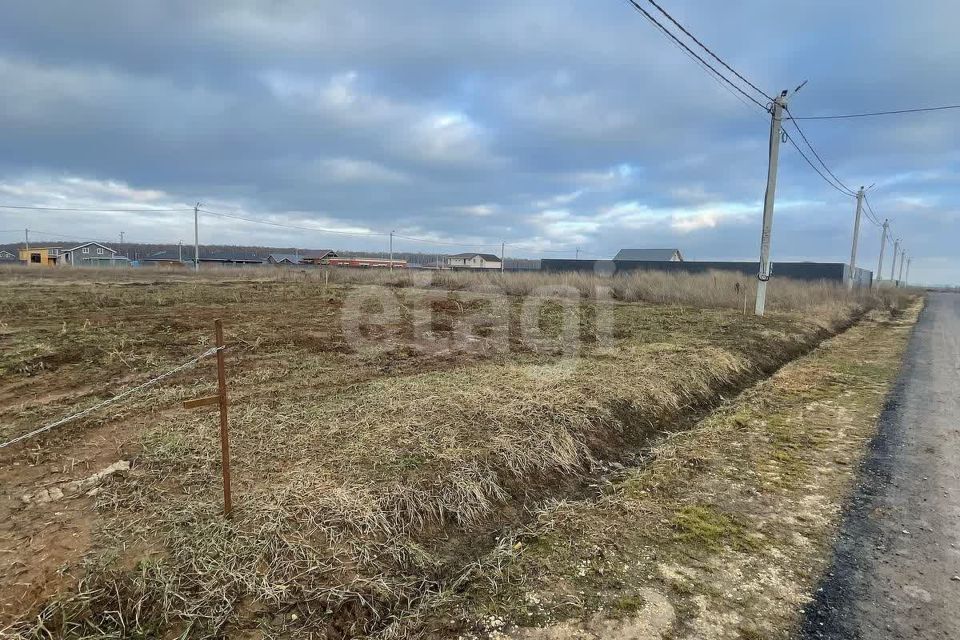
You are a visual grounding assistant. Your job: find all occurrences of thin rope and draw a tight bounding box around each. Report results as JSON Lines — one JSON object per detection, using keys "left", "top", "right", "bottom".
{"left": 0, "top": 346, "right": 222, "bottom": 450}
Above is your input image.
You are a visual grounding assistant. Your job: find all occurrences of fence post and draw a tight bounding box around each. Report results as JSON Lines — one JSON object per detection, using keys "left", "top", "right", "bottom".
{"left": 182, "top": 321, "right": 233, "bottom": 516}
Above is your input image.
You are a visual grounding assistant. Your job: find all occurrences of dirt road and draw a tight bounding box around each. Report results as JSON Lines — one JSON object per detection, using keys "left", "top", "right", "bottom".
{"left": 801, "top": 291, "right": 960, "bottom": 639}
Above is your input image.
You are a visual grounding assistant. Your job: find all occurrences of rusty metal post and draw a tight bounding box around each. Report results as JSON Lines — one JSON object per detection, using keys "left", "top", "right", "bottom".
{"left": 215, "top": 319, "right": 232, "bottom": 516}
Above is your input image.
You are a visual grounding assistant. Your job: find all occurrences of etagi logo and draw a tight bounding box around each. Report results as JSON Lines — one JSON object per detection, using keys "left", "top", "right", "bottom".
{"left": 340, "top": 278, "right": 616, "bottom": 379}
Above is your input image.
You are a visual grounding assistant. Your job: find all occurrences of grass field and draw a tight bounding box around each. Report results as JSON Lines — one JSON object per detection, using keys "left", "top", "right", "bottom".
{"left": 0, "top": 267, "right": 911, "bottom": 638}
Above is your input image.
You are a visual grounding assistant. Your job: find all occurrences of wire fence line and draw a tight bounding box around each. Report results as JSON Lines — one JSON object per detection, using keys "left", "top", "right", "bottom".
{"left": 0, "top": 346, "right": 223, "bottom": 451}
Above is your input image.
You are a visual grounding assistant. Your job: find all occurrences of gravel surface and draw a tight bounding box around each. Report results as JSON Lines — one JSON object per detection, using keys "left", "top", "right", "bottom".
{"left": 801, "top": 291, "right": 960, "bottom": 639}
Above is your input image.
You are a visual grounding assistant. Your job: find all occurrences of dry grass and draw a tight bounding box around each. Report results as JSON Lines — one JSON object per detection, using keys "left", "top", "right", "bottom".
{"left": 417, "top": 300, "right": 922, "bottom": 639}
{"left": 0, "top": 268, "right": 912, "bottom": 638}
{"left": 0, "top": 263, "right": 908, "bottom": 320}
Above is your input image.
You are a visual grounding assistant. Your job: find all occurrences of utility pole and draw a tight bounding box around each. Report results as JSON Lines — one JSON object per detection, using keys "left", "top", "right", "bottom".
{"left": 847, "top": 187, "right": 865, "bottom": 289}
{"left": 875, "top": 219, "right": 889, "bottom": 286}
{"left": 178, "top": 240, "right": 183, "bottom": 262}
{"left": 389, "top": 230, "right": 394, "bottom": 272}
{"left": 755, "top": 90, "right": 789, "bottom": 317}
{"left": 501, "top": 241, "right": 505, "bottom": 273}
{"left": 898, "top": 249, "right": 906, "bottom": 285}
{"left": 905, "top": 257, "right": 912, "bottom": 285}
{"left": 194, "top": 202, "right": 201, "bottom": 272}
{"left": 24, "top": 228, "right": 29, "bottom": 250}
{"left": 890, "top": 238, "right": 900, "bottom": 282}
{"left": 575, "top": 247, "right": 581, "bottom": 261}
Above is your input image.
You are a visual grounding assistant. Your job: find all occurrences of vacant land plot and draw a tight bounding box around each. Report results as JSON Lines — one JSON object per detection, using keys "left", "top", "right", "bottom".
{"left": 0, "top": 268, "right": 911, "bottom": 638}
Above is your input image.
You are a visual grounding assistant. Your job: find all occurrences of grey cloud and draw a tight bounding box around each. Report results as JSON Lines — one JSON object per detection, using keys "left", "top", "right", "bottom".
{"left": 0, "top": 1, "right": 957, "bottom": 283}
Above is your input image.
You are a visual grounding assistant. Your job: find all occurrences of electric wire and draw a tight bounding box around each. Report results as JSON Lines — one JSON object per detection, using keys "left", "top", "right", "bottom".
{"left": 782, "top": 132, "right": 855, "bottom": 197}
{"left": 862, "top": 195, "right": 883, "bottom": 227}
{"left": 0, "top": 204, "right": 191, "bottom": 212}
{"left": 788, "top": 104, "right": 960, "bottom": 120}
{"left": 643, "top": 0, "right": 772, "bottom": 102}
{"left": 784, "top": 108, "right": 857, "bottom": 196}
{"left": 622, "top": 0, "right": 767, "bottom": 111}
{"left": 863, "top": 195, "right": 885, "bottom": 228}
{"left": 199, "top": 208, "right": 386, "bottom": 240}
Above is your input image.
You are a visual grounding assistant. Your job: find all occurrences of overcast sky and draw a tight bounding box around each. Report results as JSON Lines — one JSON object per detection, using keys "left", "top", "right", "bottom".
{"left": 0, "top": 1, "right": 957, "bottom": 283}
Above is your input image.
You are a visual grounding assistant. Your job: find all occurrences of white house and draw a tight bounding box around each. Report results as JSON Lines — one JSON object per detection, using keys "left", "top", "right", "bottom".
{"left": 61, "top": 242, "right": 128, "bottom": 267}
{"left": 446, "top": 252, "right": 502, "bottom": 269}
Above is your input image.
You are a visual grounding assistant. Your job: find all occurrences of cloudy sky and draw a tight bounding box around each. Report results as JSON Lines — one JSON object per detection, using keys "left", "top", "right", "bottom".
{"left": 1, "top": 1, "right": 957, "bottom": 283}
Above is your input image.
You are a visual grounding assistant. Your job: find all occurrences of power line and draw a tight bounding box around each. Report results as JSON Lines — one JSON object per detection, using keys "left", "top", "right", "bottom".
{"left": 788, "top": 104, "right": 960, "bottom": 120}
{"left": 862, "top": 194, "right": 886, "bottom": 228}
{"left": 621, "top": 0, "right": 767, "bottom": 111}
{"left": 862, "top": 195, "right": 882, "bottom": 227}
{"left": 643, "top": 0, "right": 772, "bottom": 102}
{"left": 20, "top": 229, "right": 117, "bottom": 244}
{"left": 199, "top": 208, "right": 386, "bottom": 240}
{"left": 782, "top": 132, "right": 855, "bottom": 197}
{"left": 784, "top": 108, "right": 857, "bottom": 196}
{"left": 392, "top": 233, "right": 500, "bottom": 249}
{"left": 0, "top": 204, "right": 191, "bottom": 212}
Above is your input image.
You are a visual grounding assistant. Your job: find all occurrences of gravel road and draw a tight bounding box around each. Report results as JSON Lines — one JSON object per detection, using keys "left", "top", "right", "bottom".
{"left": 801, "top": 291, "right": 960, "bottom": 639}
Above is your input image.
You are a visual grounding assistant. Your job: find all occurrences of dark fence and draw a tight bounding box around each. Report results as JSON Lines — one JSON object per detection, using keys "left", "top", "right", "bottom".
{"left": 541, "top": 259, "right": 873, "bottom": 288}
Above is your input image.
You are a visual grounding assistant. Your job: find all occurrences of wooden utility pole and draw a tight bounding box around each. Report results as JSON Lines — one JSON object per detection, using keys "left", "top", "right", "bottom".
{"left": 183, "top": 319, "right": 233, "bottom": 516}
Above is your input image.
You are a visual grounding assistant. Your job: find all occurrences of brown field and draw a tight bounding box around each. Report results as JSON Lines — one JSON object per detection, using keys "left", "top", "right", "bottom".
{"left": 0, "top": 266, "right": 911, "bottom": 638}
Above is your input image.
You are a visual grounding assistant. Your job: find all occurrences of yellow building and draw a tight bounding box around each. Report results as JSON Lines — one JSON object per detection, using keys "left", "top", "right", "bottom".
{"left": 18, "top": 247, "right": 62, "bottom": 266}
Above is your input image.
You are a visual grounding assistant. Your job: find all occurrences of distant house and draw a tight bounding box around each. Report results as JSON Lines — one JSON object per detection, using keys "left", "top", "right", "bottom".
{"left": 0, "top": 249, "right": 16, "bottom": 261}
{"left": 446, "top": 253, "right": 503, "bottom": 270}
{"left": 267, "top": 253, "right": 303, "bottom": 265}
{"left": 142, "top": 249, "right": 264, "bottom": 267}
{"left": 300, "top": 250, "right": 338, "bottom": 265}
{"left": 19, "top": 247, "right": 63, "bottom": 267}
{"left": 326, "top": 256, "right": 406, "bottom": 269}
{"left": 613, "top": 248, "right": 684, "bottom": 262}
{"left": 61, "top": 242, "right": 129, "bottom": 267}
{"left": 141, "top": 249, "right": 187, "bottom": 267}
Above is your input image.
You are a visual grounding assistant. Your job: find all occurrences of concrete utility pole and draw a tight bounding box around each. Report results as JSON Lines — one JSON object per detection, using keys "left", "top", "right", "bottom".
{"left": 905, "top": 258, "right": 912, "bottom": 285}
{"left": 194, "top": 202, "right": 201, "bottom": 272}
{"left": 898, "top": 249, "right": 906, "bottom": 285}
{"left": 848, "top": 186, "right": 865, "bottom": 289}
{"left": 755, "top": 89, "right": 789, "bottom": 317}
{"left": 178, "top": 240, "right": 183, "bottom": 262}
{"left": 389, "top": 230, "right": 394, "bottom": 272}
{"left": 875, "top": 219, "right": 889, "bottom": 286}
{"left": 890, "top": 238, "right": 900, "bottom": 282}
{"left": 24, "top": 228, "right": 29, "bottom": 250}
{"left": 501, "top": 241, "right": 505, "bottom": 273}
{"left": 575, "top": 247, "right": 581, "bottom": 261}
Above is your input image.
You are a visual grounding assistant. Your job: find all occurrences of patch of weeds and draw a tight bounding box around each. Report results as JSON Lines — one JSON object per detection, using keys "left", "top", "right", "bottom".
{"left": 670, "top": 505, "right": 760, "bottom": 554}
{"left": 608, "top": 592, "right": 647, "bottom": 616}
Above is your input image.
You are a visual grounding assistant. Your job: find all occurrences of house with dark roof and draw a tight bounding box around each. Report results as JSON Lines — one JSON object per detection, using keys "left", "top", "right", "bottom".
{"left": 613, "top": 248, "right": 684, "bottom": 262}
{"left": 300, "top": 250, "right": 338, "bottom": 265}
{"left": 446, "top": 252, "right": 502, "bottom": 270}
{"left": 142, "top": 249, "right": 264, "bottom": 266}
{"left": 267, "top": 253, "right": 303, "bottom": 265}
{"left": 0, "top": 249, "right": 17, "bottom": 261}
